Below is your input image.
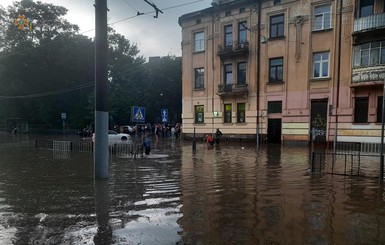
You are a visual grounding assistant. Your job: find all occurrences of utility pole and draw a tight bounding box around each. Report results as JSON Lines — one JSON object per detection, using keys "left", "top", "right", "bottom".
{"left": 380, "top": 80, "right": 385, "bottom": 180}
{"left": 94, "top": 0, "right": 109, "bottom": 179}
{"left": 333, "top": 0, "right": 343, "bottom": 165}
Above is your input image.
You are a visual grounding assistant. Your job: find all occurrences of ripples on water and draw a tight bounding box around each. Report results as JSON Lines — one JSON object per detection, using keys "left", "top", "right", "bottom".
{"left": 0, "top": 134, "right": 385, "bottom": 244}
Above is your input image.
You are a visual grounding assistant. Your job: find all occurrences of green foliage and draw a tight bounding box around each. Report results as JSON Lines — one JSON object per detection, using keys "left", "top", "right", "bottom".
{"left": 0, "top": 0, "right": 182, "bottom": 132}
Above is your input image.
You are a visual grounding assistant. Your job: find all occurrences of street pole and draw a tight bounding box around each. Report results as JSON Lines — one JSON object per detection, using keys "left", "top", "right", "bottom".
{"left": 333, "top": 0, "right": 343, "bottom": 165}
{"left": 94, "top": 0, "right": 109, "bottom": 179}
{"left": 380, "top": 80, "right": 385, "bottom": 180}
{"left": 256, "top": 0, "right": 261, "bottom": 148}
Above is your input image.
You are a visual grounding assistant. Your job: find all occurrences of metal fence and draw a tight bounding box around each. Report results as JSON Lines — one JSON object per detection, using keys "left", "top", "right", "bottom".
{"left": 311, "top": 142, "right": 383, "bottom": 178}
{"left": 35, "top": 139, "right": 143, "bottom": 158}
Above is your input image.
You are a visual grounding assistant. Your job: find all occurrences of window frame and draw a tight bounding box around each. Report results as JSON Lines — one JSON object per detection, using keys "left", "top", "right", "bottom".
{"left": 224, "top": 104, "right": 232, "bottom": 123}
{"left": 270, "top": 14, "right": 285, "bottom": 39}
{"left": 224, "top": 24, "right": 233, "bottom": 48}
{"left": 353, "top": 41, "right": 385, "bottom": 67}
{"left": 237, "top": 62, "right": 247, "bottom": 85}
{"left": 237, "top": 103, "right": 246, "bottom": 123}
{"left": 268, "top": 101, "right": 282, "bottom": 114}
{"left": 313, "top": 4, "right": 332, "bottom": 31}
{"left": 194, "top": 105, "right": 204, "bottom": 124}
{"left": 194, "top": 68, "right": 205, "bottom": 89}
{"left": 354, "top": 97, "right": 369, "bottom": 123}
{"left": 224, "top": 64, "right": 233, "bottom": 85}
{"left": 238, "top": 21, "right": 247, "bottom": 44}
{"left": 269, "top": 57, "right": 283, "bottom": 83}
{"left": 313, "top": 51, "right": 330, "bottom": 78}
{"left": 194, "top": 31, "right": 205, "bottom": 52}
{"left": 360, "top": 0, "right": 374, "bottom": 17}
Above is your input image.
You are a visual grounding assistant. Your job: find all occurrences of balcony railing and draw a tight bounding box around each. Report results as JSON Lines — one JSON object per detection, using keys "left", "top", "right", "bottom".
{"left": 352, "top": 65, "right": 385, "bottom": 84}
{"left": 354, "top": 12, "right": 385, "bottom": 33}
{"left": 217, "top": 42, "right": 249, "bottom": 59}
{"left": 218, "top": 83, "right": 248, "bottom": 96}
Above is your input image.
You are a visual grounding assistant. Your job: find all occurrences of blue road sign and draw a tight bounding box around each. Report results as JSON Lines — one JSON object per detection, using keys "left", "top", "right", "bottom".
{"left": 132, "top": 106, "right": 146, "bottom": 123}
{"left": 161, "top": 109, "right": 168, "bottom": 123}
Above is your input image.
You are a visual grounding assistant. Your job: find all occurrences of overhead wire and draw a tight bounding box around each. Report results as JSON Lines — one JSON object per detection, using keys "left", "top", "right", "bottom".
{"left": 0, "top": 0, "right": 205, "bottom": 58}
{"left": 0, "top": 81, "right": 94, "bottom": 99}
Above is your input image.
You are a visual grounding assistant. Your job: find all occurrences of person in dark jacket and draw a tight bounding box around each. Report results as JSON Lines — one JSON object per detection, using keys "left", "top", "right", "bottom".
{"left": 143, "top": 136, "right": 151, "bottom": 155}
{"left": 214, "top": 128, "right": 223, "bottom": 144}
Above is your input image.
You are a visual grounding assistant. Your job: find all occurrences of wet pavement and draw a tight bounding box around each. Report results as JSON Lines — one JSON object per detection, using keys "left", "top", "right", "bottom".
{"left": 0, "top": 133, "right": 385, "bottom": 244}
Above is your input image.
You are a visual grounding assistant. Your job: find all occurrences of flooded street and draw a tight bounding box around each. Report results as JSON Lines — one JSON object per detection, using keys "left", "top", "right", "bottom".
{"left": 0, "top": 133, "right": 385, "bottom": 244}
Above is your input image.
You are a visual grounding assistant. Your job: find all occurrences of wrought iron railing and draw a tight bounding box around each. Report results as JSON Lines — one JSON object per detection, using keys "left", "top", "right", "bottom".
{"left": 218, "top": 83, "right": 248, "bottom": 95}
{"left": 354, "top": 12, "right": 385, "bottom": 33}
{"left": 352, "top": 65, "right": 385, "bottom": 84}
{"left": 217, "top": 42, "right": 249, "bottom": 58}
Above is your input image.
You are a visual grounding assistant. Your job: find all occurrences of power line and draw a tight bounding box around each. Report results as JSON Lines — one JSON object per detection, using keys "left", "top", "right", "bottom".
{"left": 0, "top": 81, "right": 94, "bottom": 99}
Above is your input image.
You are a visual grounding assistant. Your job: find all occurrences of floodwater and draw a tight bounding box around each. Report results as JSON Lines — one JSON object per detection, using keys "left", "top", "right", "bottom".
{"left": 0, "top": 133, "right": 385, "bottom": 245}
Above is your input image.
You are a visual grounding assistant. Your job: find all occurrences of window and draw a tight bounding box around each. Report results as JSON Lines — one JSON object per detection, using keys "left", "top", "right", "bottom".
{"left": 195, "top": 105, "right": 204, "bottom": 123}
{"left": 237, "top": 62, "right": 246, "bottom": 85}
{"left": 224, "top": 25, "right": 233, "bottom": 48}
{"left": 194, "top": 68, "right": 204, "bottom": 89}
{"left": 360, "top": 0, "right": 374, "bottom": 17}
{"left": 238, "top": 21, "right": 247, "bottom": 44}
{"left": 377, "top": 96, "right": 383, "bottom": 123}
{"left": 354, "top": 97, "right": 368, "bottom": 123}
{"left": 224, "top": 104, "right": 232, "bottom": 123}
{"left": 225, "top": 64, "right": 233, "bottom": 91}
{"left": 314, "top": 4, "right": 331, "bottom": 31}
{"left": 270, "top": 14, "right": 284, "bottom": 38}
{"left": 194, "top": 31, "right": 204, "bottom": 52}
{"left": 225, "top": 11, "right": 232, "bottom": 17}
{"left": 237, "top": 103, "right": 246, "bottom": 123}
{"left": 353, "top": 41, "right": 385, "bottom": 67}
{"left": 239, "top": 8, "right": 246, "bottom": 14}
{"left": 269, "top": 57, "right": 283, "bottom": 83}
{"left": 268, "top": 101, "right": 282, "bottom": 114}
{"left": 313, "top": 52, "right": 330, "bottom": 78}
{"left": 274, "top": 0, "right": 281, "bottom": 5}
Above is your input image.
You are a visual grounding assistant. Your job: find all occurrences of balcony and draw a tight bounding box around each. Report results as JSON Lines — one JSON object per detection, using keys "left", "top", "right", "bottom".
{"left": 218, "top": 83, "right": 248, "bottom": 97}
{"left": 351, "top": 65, "right": 385, "bottom": 86}
{"left": 217, "top": 42, "right": 249, "bottom": 60}
{"left": 353, "top": 12, "right": 385, "bottom": 34}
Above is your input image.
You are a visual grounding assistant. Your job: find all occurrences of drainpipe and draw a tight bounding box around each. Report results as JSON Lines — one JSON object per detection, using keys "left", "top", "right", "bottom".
{"left": 256, "top": 0, "right": 261, "bottom": 146}
{"left": 333, "top": 0, "right": 343, "bottom": 164}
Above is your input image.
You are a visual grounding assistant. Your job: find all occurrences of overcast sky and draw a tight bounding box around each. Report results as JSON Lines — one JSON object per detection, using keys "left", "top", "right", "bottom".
{"left": 1, "top": 0, "right": 211, "bottom": 60}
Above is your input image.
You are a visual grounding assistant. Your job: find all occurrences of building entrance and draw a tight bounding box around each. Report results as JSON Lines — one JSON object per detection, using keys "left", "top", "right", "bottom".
{"left": 310, "top": 100, "right": 328, "bottom": 143}
{"left": 267, "top": 119, "right": 282, "bottom": 143}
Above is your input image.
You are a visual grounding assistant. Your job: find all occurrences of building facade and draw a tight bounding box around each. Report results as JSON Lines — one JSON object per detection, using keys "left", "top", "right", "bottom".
{"left": 178, "top": 0, "right": 385, "bottom": 144}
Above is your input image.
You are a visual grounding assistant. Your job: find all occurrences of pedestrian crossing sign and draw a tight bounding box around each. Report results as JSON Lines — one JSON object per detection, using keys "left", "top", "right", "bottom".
{"left": 132, "top": 106, "right": 146, "bottom": 123}
{"left": 161, "top": 109, "right": 168, "bottom": 123}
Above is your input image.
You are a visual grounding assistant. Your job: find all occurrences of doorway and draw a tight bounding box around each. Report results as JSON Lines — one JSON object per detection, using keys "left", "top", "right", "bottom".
{"left": 268, "top": 119, "right": 282, "bottom": 143}
{"left": 310, "top": 99, "right": 328, "bottom": 143}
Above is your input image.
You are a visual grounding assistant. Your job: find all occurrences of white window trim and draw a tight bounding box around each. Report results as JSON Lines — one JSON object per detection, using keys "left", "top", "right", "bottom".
{"left": 313, "top": 4, "right": 332, "bottom": 31}
{"left": 313, "top": 51, "right": 330, "bottom": 78}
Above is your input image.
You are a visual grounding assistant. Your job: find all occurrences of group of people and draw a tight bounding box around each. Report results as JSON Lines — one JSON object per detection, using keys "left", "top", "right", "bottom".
{"left": 206, "top": 128, "right": 223, "bottom": 147}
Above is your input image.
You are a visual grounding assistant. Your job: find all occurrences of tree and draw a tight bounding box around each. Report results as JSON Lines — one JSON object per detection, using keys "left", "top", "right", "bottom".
{"left": 140, "top": 56, "right": 182, "bottom": 124}
{"left": 0, "top": 0, "right": 182, "bottom": 131}
{"left": 107, "top": 28, "right": 146, "bottom": 126}
{"left": 0, "top": 0, "right": 93, "bottom": 129}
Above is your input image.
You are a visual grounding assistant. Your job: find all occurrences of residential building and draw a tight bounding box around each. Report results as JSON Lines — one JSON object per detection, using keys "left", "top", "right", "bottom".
{"left": 178, "top": 0, "right": 385, "bottom": 144}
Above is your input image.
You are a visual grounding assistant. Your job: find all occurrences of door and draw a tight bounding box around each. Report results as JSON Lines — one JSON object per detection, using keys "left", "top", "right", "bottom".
{"left": 268, "top": 119, "right": 282, "bottom": 143}
{"left": 311, "top": 100, "right": 328, "bottom": 143}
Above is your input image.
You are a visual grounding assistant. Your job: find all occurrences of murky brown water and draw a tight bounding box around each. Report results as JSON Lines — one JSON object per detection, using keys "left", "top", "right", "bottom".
{"left": 0, "top": 133, "right": 385, "bottom": 244}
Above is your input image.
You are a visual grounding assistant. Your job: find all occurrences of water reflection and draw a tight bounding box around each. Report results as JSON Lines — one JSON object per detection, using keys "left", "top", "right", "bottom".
{"left": 1, "top": 134, "right": 385, "bottom": 244}
{"left": 94, "top": 180, "right": 112, "bottom": 244}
